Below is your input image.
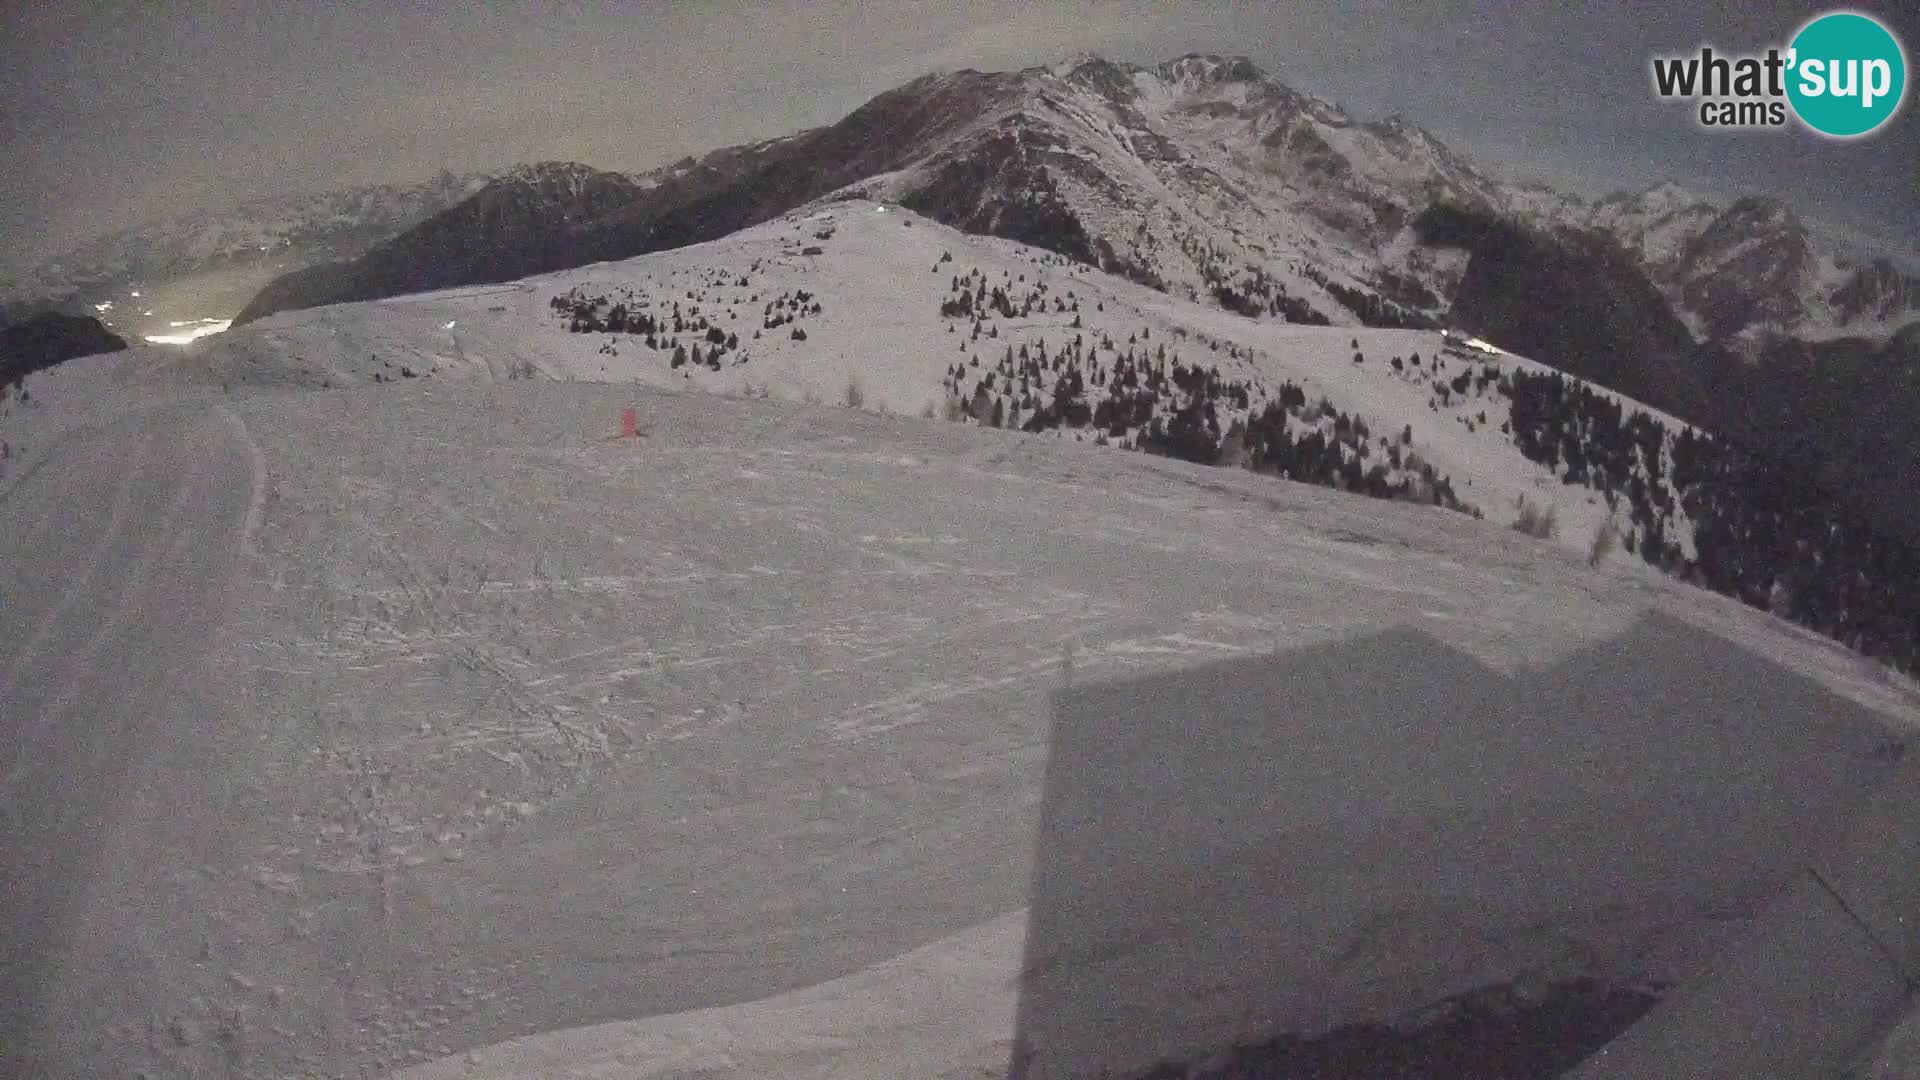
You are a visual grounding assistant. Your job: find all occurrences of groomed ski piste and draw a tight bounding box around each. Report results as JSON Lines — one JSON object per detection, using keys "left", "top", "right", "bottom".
{"left": 1, "top": 202, "right": 1915, "bottom": 1079}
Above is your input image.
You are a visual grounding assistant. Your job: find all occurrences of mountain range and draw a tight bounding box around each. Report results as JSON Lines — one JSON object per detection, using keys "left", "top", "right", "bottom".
{"left": 219, "top": 53, "right": 1920, "bottom": 547}
{"left": 10, "top": 52, "right": 1919, "bottom": 548}
{"left": 0, "top": 170, "right": 494, "bottom": 332}
{"left": 13, "top": 54, "right": 1912, "bottom": 354}
{"left": 225, "top": 54, "right": 1918, "bottom": 346}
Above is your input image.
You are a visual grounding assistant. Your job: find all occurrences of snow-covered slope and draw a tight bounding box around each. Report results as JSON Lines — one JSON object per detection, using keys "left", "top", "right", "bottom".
{"left": 167, "top": 199, "right": 1920, "bottom": 688}
{"left": 4, "top": 322, "right": 1914, "bottom": 1080}
{"left": 170, "top": 199, "right": 1697, "bottom": 566}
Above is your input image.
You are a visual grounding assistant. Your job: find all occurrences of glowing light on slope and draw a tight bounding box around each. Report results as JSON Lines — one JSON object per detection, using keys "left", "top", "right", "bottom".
{"left": 144, "top": 319, "right": 232, "bottom": 345}
{"left": 1444, "top": 329, "right": 1506, "bottom": 356}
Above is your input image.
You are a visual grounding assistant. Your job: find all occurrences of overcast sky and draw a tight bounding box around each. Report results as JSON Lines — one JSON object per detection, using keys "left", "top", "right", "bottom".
{"left": 3, "top": 0, "right": 1915, "bottom": 271}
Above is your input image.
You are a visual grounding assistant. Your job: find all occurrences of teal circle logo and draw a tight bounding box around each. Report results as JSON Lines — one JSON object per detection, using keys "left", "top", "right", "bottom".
{"left": 1786, "top": 11, "right": 1907, "bottom": 137}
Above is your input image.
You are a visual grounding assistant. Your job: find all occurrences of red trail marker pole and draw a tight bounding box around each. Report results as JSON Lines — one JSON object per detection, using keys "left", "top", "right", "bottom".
{"left": 620, "top": 407, "right": 638, "bottom": 439}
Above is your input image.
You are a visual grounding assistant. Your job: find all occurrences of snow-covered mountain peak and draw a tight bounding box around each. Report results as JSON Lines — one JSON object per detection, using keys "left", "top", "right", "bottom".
{"left": 1639, "top": 180, "right": 1708, "bottom": 213}
{"left": 497, "top": 161, "right": 628, "bottom": 198}
{"left": 1050, "top": 51, "right": 1121, "bottom": 78}
{"left": 1155, "top": 53, "right": 1270, "bottom": 89}
{"left": 504, "top": 161, "right": 607, "bottom": 184}
{"left": 1597, "top": 181, "right": 1713, "bottom": 219}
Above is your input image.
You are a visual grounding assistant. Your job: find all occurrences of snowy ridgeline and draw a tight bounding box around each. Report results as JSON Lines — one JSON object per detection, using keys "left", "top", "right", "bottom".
{"left": 130, "top": 199, "right": 1920, "bottom": 675}
{"left": 180, "top": 202, "right": 1684, "bottom": 551}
